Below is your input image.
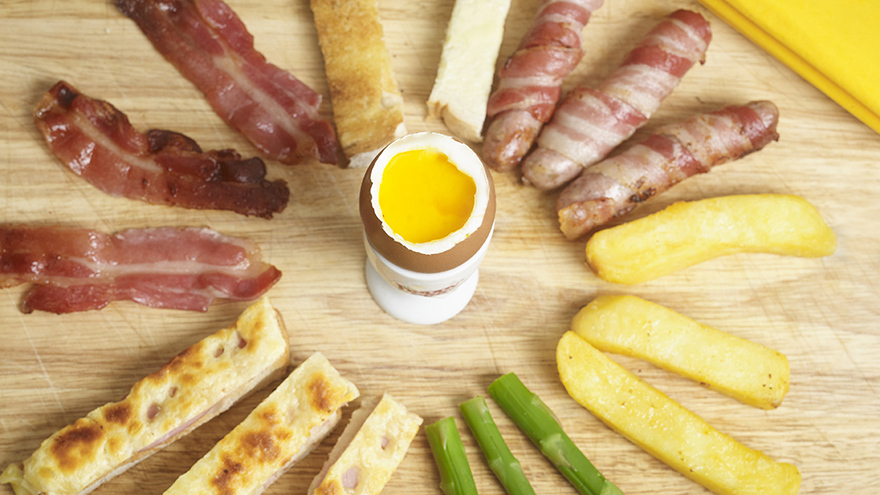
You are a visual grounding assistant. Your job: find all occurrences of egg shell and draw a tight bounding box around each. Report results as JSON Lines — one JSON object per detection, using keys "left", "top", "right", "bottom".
{"left": 359, "top": 134, "right": 496, "bottom": 274}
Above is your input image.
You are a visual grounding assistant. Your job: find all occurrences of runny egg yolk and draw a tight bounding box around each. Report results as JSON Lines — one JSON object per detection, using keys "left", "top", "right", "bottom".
{"left": 378, "top": 148, "right": 476, "bottom": 244}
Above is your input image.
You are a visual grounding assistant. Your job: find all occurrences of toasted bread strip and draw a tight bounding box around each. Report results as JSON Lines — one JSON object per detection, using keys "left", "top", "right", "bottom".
{"left": 0, "top": 297, "right": 289, "bottom": 495}
{"left": 427, "top": 0, "right": 511, "bottom": 143}
{"left": 163, "top": 352, "right": 359, "bottom": 495}
{"left": 311, "top": 0, "right": 406, "bottom": 168}
{"left": 308, "top": 394, "right": 422, "bottom": 495}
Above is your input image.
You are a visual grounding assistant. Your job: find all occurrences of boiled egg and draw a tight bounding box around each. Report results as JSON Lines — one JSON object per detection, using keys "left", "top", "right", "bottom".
{"left": 359, "top": 132, "right": 495, "bottom": 273}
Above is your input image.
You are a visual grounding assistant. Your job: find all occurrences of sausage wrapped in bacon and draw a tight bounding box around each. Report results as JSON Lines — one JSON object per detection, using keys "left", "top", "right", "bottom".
{"left": 482, "top": 0, "right": 604, "bottom": 172}
{"left": 522, "top": 9, "right": 712, "bottom": 190}
{"left": 556, "top": 100, "right": 780, "bottom": 240}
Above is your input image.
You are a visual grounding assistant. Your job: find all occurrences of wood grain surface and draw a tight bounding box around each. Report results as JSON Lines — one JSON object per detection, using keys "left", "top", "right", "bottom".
{"left": 1, "top": 0, "right": 879, "bottom": 494}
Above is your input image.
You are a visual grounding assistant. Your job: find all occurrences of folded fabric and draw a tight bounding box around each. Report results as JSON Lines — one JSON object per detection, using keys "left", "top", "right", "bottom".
{"left": 697, "top": 0, "right": 880, "bottom": 135}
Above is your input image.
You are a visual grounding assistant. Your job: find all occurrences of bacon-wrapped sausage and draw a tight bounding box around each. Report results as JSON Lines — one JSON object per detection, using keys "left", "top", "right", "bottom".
{"left": 482, "top": 0, "right": 604, "bottom": 172}
{"left": 556, "top": 100, "right": 780, "bottom": 240}
{"left": 522, "top": 9, "right": 712, "bottom": 190}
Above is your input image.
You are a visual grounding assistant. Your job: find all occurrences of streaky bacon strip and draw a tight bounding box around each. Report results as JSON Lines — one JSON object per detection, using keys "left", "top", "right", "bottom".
{"left": 0, "top": 225, "right": 281, "bottom": 313}
{"left": 522, "top": 10, "right": 712, "bottom": 190}
{"left": 556, "top": 101, "right": 780, "bottom": 240}
{"left": 117, "top": 0, "right": 339, "bottom": 165}
{"left": 482, "top": 0, "right": 604, "bottom": 172}
{"left": 34, "top": 81, "right": 289, "bottom": 219}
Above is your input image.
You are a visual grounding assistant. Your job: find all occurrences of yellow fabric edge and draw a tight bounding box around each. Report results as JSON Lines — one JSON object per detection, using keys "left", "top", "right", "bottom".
{"left": 697, "top": 0, "right": 880, "bottom": 135}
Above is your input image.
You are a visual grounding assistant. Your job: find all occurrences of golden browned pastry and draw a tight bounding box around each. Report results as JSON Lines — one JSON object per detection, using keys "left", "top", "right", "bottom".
{"left": 310, "top": 0, "right": 406, "bottom": 168}
{"left": 0, "top": 297, "right": 289, "bottom": 495}
{"left": 162, "top": 352, "right": 359, "bottom": 495}
{"left": 308, "top": 394, "right": 422, "bottom": 495}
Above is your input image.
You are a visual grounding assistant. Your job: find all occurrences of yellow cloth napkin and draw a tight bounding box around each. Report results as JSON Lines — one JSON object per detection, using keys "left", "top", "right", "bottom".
{"left": 697, "top": 0, "right": 880, "bottom": 135}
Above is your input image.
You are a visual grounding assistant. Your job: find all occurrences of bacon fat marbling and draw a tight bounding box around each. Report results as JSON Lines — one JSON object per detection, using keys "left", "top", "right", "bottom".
{"left": 0, "top": 225, "right": 281, "bottom": 313}
{"left": 117, "top": 0, "right": 339, "bottom": 165}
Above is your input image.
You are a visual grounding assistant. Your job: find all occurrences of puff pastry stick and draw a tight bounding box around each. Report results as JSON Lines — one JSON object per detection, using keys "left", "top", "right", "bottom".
{"left": 163, "top": 352, "right": 359, "bottom": 495}
{"left": 308, "top": 394, "right": 422, "bottom": 495}
{"left": 0, "top": 297, "right": 289, "bottom": 495}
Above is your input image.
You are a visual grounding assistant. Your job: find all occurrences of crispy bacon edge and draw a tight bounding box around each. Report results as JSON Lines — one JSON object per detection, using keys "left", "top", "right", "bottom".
{"left": 34, "top": 80, "right": 290, "bottom": 219}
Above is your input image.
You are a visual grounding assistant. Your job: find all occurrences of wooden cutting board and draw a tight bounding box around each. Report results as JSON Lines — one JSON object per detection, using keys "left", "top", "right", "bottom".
{"left": 1, "top": 0, "right": 878, "bottom": 494}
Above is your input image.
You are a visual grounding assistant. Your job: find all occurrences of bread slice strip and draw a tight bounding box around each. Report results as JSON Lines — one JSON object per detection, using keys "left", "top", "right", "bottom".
{"left": 427, "top": 0, "right": 511, "bottom": 142}
{"left": 163, "top": 352, "right": 359, "bottom": 495}
{"left": 308, "top": 394, "right": 422, "bottom": 495}
{"left": 0, "top": 297, "right": 289, "bottom": 495}
{"left": 310, "top": 0, "right": 406, "bottom": 168}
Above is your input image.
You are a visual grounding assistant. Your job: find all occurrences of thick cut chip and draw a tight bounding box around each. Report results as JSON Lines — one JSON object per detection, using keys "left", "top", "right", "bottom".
{"left": 557, "top": 331, "right": 801, "bottom": 495}
{"left": 585, "top": 194, "right": 837, "bottom": 284}
{"left": 572, "top": 295, "right": 789, "bottom": 409}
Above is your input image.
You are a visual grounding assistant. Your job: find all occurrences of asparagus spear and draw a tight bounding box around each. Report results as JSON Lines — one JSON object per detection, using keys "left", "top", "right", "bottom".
{"left": 488, "top": 373, "right": 624, "bottom": 495}
{"left": 460, "top": 396, "right": 536, "bottom": 495}
{"left": 425, "top": 416, "right": 479, "bottom": 495}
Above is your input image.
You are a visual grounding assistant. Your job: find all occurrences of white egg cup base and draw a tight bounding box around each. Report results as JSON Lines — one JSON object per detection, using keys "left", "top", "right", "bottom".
{"left": 365, "top": 260, "right": 479, "bottom": 325}
{"left": 362, "top": 228, "right": 492, "bottom": 325}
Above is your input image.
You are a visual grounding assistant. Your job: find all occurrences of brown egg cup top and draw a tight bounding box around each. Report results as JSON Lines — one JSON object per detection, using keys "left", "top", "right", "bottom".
{"left": 359, "top": 157, "right": 496, "bottom": 274}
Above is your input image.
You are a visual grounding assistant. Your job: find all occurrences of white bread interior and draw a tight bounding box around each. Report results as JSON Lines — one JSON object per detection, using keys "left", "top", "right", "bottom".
{"left": 427, "top": 0, "right": 512, "bottom": 143}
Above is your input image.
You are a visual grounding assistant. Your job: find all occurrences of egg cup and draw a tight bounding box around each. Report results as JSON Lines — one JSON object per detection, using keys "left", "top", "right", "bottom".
{"left": 362, "top": 229, "right": 493, "bottom": 324}
{"left": 359, "top": 132, "right": 496, "bottom": 325}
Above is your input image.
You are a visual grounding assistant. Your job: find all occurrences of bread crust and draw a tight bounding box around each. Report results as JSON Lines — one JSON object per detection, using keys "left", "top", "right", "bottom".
{"left": 310, "top": 0, "right": 406, "bottom": 166}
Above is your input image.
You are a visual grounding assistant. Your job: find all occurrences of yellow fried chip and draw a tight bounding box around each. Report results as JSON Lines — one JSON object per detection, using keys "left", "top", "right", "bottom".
{"left": 557, "top": 331, "right": 801, "bottom": 495}
{"left": 585, "top": 194, "right": 837, "bottom": 284}
{"left": 572, "top": 295, "right": 789, "bottom": 409}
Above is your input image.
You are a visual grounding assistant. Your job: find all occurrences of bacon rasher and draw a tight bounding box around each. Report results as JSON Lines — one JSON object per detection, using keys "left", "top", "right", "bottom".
{"left": 35, "top": 81, "right": 289, "bottom": 219}
{"left": 522, "top": 9, "right": 712, "bottom": 190}
{"left": 482, "top": 0, "right": 604, "bottom": 172}
{"left": 0, "top": 225, "right": 282, "bottom": 313}
{"left": 117, "top": 0, "right": 339, "bottom": 165}
{"left": 556, "top": 101, "right": 780, "bottom": 240}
